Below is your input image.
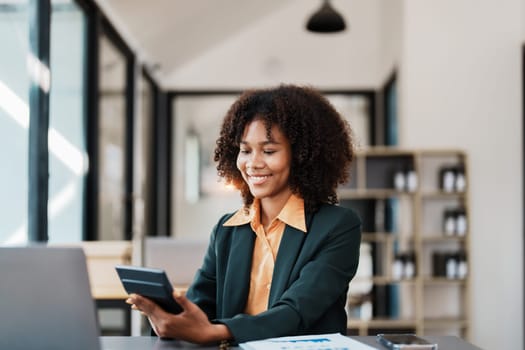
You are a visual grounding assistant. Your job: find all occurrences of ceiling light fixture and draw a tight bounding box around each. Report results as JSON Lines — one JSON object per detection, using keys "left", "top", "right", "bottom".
{"left": 306, "top": 0, "right": 346, "bottom": 34}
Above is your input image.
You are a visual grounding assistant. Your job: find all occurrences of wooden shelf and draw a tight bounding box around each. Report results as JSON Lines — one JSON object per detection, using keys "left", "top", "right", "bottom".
{"left": 420, "top": 191, "right": 466, "bottom": 199}
{"left": 356, "top": 148, "right": 415, "bottom": 157}
{"left": 424, "top": 318, "right": 469, "bottom": 329}
{"left": 352, "top": 276, "right": 418, "bottom": 285}
{"left": 348, "top": 318, "right": 419, "bottom": 336}
{"left": 418, "top": 149, "right": 466, "bottom": 157}
{"left": 361, "top": 232, "right": 397, "bottom": 242}
{"left": 421, "top": 235, "right": 467, "bottom": 242}
{"left": 339, "top": 188, "right": 415, "bottom": 199}
{"left": 423, "top": 277, "right": 467, "bottom": 285}
{"left": 348, "top": 318, "right": 417, "bottom": 329}
{"left": 338, "top": 147, "right": 471, "bottom": 340}
{"left": 351, "top": 277, "right": 467, "bottom": 287}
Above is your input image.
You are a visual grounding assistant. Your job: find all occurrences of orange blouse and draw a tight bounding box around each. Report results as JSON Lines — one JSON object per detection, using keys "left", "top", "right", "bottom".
{"left": 223, "top": 194, "right": 306, "bottom": 315}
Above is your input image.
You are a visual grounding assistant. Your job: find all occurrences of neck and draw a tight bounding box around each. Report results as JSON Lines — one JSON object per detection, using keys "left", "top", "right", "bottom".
{"left": 259, "top": 191, "right": 293, "bottom": 229}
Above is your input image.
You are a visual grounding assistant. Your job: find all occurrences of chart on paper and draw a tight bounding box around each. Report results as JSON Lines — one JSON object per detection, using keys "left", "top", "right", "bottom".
{"left": 239, "top": 333, "right": 377, "bottom": 350}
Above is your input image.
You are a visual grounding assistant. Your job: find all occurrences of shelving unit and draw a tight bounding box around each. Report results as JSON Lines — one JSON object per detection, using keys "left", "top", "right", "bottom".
{"left": 341, "top": 148, "right": 470, "bottom": 340}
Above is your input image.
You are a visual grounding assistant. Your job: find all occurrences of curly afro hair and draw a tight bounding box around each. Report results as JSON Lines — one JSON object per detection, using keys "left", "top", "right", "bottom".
{"left": 214, "top": 84, "right": 355, "bottom": 214}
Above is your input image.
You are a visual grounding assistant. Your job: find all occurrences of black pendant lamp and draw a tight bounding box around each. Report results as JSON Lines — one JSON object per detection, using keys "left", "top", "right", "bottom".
{"left": 306, "top": 0, "right": 346, "bottom": 33}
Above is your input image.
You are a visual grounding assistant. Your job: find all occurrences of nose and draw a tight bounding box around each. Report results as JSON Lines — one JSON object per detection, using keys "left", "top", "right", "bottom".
{"left": 247, "top": 151, "right": 264, "bottom": 169}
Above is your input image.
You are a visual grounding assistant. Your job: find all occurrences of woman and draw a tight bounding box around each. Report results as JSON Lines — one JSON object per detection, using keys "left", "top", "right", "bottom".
{"left": 127, "top": 84, "right": 362, "bottom": 345}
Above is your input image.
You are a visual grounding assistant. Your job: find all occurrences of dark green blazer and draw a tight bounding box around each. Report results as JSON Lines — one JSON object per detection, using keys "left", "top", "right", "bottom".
{"left": 185, "top": 203, "right": 361, "bottom": 343}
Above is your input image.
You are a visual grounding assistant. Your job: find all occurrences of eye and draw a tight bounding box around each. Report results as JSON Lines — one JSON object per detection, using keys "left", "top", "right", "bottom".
{"left": 263, "top": 150, "right": 276, "bottom": 155}
{"left": 239, "top": 149, "right": 251, "bottom": 155}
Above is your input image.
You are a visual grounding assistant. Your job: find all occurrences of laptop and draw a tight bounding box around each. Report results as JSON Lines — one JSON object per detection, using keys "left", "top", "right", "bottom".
{"left": 0, "top": 246, "right": 101, "bottom": 350}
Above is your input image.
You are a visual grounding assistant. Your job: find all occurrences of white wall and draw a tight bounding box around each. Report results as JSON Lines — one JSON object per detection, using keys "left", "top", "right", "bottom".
{"left": 379, "top": 0, "right": 403, "bottom": 84}
{"left": 165, "top": 0, "right": 383, "bottom": 90}
{"left": 399, "top": 0, "right": 523, "bottom": 349}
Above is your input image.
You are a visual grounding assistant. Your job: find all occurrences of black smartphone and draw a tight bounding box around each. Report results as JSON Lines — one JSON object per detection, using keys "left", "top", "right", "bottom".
{"left": 115, "top": 265, "right": 182, "bottom": 314}
{"left": 376, "top": 334, "right": 438, "bottom": 350}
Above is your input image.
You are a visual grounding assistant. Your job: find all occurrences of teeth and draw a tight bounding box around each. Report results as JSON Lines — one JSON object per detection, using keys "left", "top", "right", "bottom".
{"left": 249, "top": 175, "right": 269, "bottom": 185}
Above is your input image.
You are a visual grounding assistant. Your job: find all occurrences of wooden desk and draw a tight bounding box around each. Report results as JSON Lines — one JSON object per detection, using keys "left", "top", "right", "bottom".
{"left": 93, "top": 286, "right": 131, "bottom": 336}
{"left": 84, "top": 241, "right": 132, "bottom": 336}
{"left": 52, "top": 241, "right": 133, "bottom": 335}
{"left": 50, "top": 241, "right": 132, "bottom": 298}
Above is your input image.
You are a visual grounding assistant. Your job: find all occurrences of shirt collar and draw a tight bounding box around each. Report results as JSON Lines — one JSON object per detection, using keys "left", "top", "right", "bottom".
{"left": 223, "top": 194, "right": 307, "bottom": 233}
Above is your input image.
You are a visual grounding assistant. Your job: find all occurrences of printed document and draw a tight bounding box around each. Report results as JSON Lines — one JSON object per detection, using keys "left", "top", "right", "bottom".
{"left": 239, "top": 333, "right": 377, "bottom": 350}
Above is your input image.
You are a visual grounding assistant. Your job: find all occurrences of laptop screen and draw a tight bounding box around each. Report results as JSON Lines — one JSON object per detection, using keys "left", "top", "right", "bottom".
{"left": 0, "top": 246, "right": 101, "bottom": 350}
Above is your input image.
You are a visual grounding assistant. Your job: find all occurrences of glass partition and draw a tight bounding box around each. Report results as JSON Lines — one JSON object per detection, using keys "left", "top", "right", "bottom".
{"left": 326, "top": 94, "right": 371, "bottom": 148}
{"left": 97, "top": 31, "right": 127, "bottom": 240}
{"left": 172, "top": 95, "right": 246, "bottom": 239}
{"left": 133, "top": 73, "right": 154, "bottom": 237}
{"left": 170, "top": 93, "right": 372, "bottom": 239}
{"left": 0, "top": 1, "right": 30, "bottom": 244}
{"left": 48, "top": 0, "right": 88, "bottom": 242}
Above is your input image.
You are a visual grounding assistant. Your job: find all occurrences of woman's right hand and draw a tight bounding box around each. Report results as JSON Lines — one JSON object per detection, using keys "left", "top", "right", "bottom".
{"left": 126, "top": 291, "right": 232, "bottom": 344}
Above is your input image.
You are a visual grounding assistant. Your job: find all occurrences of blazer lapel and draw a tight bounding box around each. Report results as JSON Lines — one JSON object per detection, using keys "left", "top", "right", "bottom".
{"left": 268, "top": 224, "right": 306, "bottom": 306}
{"left": 221, "top": 225, "right": 255, "bottom": 317}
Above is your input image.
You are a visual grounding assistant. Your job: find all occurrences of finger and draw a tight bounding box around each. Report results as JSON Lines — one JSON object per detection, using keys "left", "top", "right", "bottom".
{"left": 131, "top": 295, "right": 159, "bottom": 315}
{"left": 126, "top": 293, "right": 141, "bottom": 305}
{"left": 172, "top": 291, "right": 196, "bottom": 312}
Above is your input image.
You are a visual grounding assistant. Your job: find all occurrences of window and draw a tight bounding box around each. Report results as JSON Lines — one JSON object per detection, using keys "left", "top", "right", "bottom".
{"left": 0, "top": 1, "right": 30, "bottom": 244}
{"left": 48, "top": 0, "right": 88, "bottom": 242}
{"left": 97, "top": 29, "right": 130, "bottom": 240}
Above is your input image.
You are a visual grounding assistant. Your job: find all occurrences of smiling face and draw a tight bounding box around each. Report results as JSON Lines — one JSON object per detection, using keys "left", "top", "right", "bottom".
{"left": 236, "top": 119, "right": 292, "bottom": 207}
